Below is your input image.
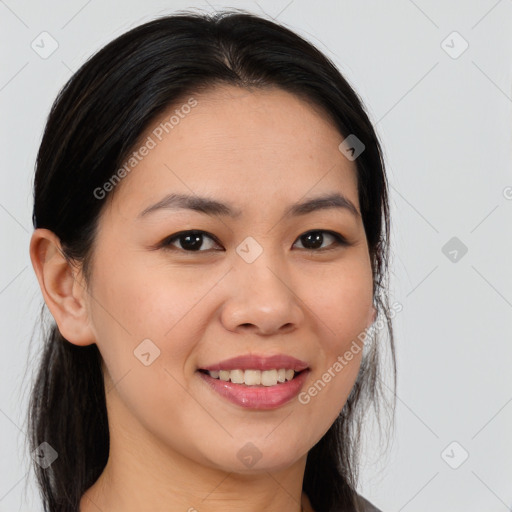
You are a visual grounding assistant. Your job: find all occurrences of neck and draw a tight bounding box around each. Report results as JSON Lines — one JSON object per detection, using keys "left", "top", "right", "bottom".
{"left": 80, "top": 386, "right": 309, "bottom": 512}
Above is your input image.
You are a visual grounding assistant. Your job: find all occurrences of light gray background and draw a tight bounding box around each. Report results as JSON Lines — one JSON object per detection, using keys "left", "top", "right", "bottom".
{"left": 1, "top": 1, "right": 511, "bottom": 510}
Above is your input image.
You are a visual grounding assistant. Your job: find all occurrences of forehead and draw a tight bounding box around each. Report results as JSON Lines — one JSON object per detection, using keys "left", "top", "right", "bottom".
{"left": 105, "top": 85, "right": 359, "bottom": 220}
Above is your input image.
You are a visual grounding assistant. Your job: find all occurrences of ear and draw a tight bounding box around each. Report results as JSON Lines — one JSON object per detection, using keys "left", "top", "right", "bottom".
{"left": 29, "top": 228, "right": 96, "bottom": 346}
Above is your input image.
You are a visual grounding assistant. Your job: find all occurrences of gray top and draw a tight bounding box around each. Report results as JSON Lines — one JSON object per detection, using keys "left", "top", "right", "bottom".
{"left": 355, "top": 494, "right": 382, "bottom": 512}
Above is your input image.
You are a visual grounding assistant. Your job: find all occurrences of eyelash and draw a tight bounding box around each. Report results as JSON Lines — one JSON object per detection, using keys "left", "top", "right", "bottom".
{"left": 158, "top": 229, "right": 351, "bottom": 254}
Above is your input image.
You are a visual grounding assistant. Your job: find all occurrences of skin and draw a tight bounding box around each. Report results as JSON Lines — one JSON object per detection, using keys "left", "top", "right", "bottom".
{"left": 30, "top": 85, "right": 376, "bottom": 512}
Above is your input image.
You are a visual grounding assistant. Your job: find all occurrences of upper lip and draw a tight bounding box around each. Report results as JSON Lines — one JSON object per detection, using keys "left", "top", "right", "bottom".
{"left": 199, "top": 354, "right": 309, "bottom": 372}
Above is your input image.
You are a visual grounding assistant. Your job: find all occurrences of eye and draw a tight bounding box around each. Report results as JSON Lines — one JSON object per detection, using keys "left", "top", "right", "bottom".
{"left": 160, "top": 230, "right": 221, "bottom": 252}
{"left": 293, "top": 230, "right": 349, "bottom": 251}
{"left": 159, "top": 229, "right": 349, "bottom": 253}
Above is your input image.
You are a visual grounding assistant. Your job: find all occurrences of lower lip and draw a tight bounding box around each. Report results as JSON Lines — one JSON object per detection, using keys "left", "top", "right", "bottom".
{"left": 197, "top": 370, "right": 310, "bottom": 410}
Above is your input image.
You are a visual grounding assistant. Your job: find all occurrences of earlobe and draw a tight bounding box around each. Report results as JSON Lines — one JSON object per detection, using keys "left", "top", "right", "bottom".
{"left": 29, "top": 228, "right": 96, "bottom": 346}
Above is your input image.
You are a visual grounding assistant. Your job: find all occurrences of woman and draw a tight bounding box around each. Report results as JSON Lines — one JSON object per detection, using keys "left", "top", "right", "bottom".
{"left": 27, "top": 10, "right": 396, "bottom": 512}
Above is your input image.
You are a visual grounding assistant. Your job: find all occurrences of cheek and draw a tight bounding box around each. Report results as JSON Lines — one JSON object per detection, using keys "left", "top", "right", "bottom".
{"left": 91, "top": 248, "right": 204, "bottom": 339}
{"left": 307, "top": 259, "right": 373, "bottom": 345}
{"left": 298, "top": 258, "right": 372, "bottom": 413}
{"left": 297, "top": 267, "right": 371, "bottom": 438}
{"left": 89, "top": 259, "right": 203, "bottom": 435}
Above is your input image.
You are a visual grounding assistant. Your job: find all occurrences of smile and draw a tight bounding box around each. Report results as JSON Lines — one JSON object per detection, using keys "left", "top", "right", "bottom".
{"left": 197, "top": 369, "right": 310, "bottom": 409}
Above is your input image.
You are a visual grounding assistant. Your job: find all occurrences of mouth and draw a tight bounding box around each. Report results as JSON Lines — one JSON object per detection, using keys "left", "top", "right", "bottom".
{"left": 196, "top": 353, "right": 310, "bottom": 409}
{"left": 196, "top": 367, "right": 311, "bottom": 410}
{"left": 197, "top": 368, "right": 307, "bottom": 387}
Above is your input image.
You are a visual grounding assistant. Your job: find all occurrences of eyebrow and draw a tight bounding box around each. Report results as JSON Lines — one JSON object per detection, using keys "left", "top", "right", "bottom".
{"left": 137, "top": 192, "right": 360, "bottom": 219}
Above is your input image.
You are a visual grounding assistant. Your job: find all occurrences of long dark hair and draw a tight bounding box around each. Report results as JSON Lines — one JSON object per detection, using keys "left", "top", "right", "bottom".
{"left": 26, "top": 9, "right": 396, "bottom": 512}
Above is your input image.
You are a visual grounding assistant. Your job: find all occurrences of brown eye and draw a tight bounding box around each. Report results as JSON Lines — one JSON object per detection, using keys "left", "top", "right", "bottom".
{"left": 294, "top": 230, "right": 349, "bottom": 251}
{"left": 161, "top": 230, "right": 221, "bottom": 252}
{"left": 159, "top": 229, "right": 349, "bottom": 254}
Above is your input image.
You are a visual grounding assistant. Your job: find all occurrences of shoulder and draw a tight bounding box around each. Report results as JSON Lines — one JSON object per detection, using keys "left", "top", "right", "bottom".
{"left": 303, "top": 490, "right": 383, "bottom": 512}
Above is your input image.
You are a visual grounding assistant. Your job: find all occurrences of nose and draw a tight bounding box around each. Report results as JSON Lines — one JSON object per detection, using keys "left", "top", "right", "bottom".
{"left": 220, "top": 255, "right": 304, "bottom": 336}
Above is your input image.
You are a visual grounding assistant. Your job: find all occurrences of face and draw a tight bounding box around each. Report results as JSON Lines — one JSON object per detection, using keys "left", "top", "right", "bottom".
{"left": 83, "top": 85, "right": 375, "bottom": 475}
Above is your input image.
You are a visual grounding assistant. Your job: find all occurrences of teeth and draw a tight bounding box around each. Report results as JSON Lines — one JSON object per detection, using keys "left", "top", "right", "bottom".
{"left": 245, "top": 369, "right": 261, "bottom": 385}
{"left": 206, "top": 368, "right": 298, "bottom": 386}
{"left": 230, "top": 369, "right": 244, "bottom": 384}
